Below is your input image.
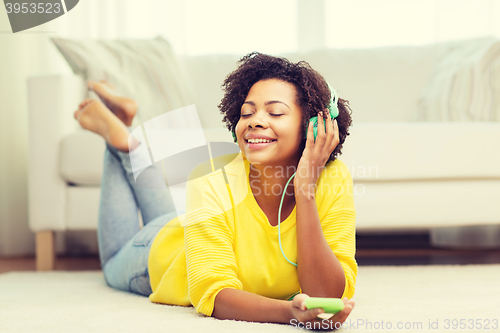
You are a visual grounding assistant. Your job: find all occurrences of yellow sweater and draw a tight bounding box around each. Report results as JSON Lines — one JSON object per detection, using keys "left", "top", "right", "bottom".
{"left": 148, "top": 153, "right": 357, "bottom": 316}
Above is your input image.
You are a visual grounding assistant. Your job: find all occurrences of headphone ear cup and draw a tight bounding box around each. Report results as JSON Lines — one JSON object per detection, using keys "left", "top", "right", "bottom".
{"left": 328, "top": 105, "right": 338, "bottom": 119}
{"left": 232, "top": 130, "right": 237, "bottom": 142}
{"left": 305, "top": 84, "right": 339, "bottom": 142}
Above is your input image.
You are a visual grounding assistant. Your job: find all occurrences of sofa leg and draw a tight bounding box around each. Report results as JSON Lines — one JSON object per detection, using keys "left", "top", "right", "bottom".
{"left": 36, "top": 231, "right": 56, "bottom": 271}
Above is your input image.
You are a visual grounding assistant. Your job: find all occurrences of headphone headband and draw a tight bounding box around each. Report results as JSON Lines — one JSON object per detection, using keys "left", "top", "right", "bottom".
{"left": 327, "top": 82, "right": 340, "bottom": 118}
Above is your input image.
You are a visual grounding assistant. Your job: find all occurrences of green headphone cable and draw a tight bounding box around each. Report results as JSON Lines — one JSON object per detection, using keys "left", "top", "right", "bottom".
{"left": 278, "top": 172, "right": 298, "bottom": 267}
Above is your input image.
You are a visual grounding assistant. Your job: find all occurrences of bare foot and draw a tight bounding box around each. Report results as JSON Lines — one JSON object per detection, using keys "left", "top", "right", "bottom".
{"left": 74, "top": 99, "right": 138, "bottom": 152}
{"left": 88, "top": 80, "right": 138, "bottom": 127}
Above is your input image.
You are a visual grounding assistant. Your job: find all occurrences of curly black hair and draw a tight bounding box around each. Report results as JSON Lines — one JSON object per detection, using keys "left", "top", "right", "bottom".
{"left": 218, "top": 52, "right": 353, "bottom": 162}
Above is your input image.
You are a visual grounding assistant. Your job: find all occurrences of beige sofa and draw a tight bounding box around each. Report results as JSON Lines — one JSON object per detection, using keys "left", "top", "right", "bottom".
{"left": 28, "top": 38, "right": 500, "bottom": 270}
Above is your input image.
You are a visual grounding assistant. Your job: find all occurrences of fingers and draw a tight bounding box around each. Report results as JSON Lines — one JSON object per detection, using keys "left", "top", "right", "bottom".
{"left": 312, "top": 307, "right": 325, "bottom": 318}
{"left": 324, "top": 110, "right": 333, "bottom": 148}
{"left": 292, "top": 293, "right": 309, "bottom": 311}
{"left": 292, "top": 294, "right": 326, "bottom": 322}
{"left": 301, "top": 308, "right": 325, "bottom": 322}
{"left": 337, "top": 302, "right": 353, "bottom": 322}
{"left": 323, "top": 110, "right": 331, "bottom": 134}
{"left": 315, "top": 110, "right": 337, "bottom": 149}
{"left": 325, "top": 116, "right": 339, "bottom": 157}
{"left": 328, "top": 298, "right": 354, "bottom": 326}
{"left": 315, "top": 110, "right": 326, "bottom": 145}
{"left": 299, "top": 299, "right": 307, "bottom": 312}
{"left": 306, "top": 119, "right": 314, "bottom": 147}
{"left": 292, "top": 294, "right": 325, "bottom": 321}
{"left": 325, "top": 110, "right": 338, "bottom": 147}
{"left": 332, "top": 118, "right": 339, "bottom": 148}
{"left": 317, "top": 312, "right": 334, "bottom": 320}
{"left": 291, "top": 295, "right": 355, "bottom": 329}
{"left": 291, "top": 296, "right": 355, "bottom": 328}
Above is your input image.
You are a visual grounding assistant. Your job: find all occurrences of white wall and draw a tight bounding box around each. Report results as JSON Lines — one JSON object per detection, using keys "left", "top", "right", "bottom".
{"left": 324, "top": 0, "right": 500, "bottom": 48}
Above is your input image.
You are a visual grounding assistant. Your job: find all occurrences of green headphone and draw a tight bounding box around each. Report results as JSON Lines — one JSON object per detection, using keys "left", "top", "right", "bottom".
{"left": 232, "top": 83, "right": 339, "bottom": 142}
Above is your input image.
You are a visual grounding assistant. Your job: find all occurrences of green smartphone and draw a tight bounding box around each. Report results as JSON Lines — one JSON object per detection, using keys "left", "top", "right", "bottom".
{"left": 305, "top": 297, "right": 344, "bottom": 314}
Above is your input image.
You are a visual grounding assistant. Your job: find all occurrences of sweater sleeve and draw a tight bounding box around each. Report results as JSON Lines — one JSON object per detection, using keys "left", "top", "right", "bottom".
{"left": 183, "top": 175, "right": 243, "bottom": 316}
{"left": 318, "top": 164, "right": 358, "bottom": 299}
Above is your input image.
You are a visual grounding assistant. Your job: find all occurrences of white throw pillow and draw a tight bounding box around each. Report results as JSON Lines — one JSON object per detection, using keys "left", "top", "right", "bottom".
{"left": 52, "top": 36, "right": 195, "bottom": 125}
{"left": 418, "top": 37, "right": 500, "bottom": 121}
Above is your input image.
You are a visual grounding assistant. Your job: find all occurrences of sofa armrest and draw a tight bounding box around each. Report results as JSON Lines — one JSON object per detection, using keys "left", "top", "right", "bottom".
{"left": 28, "top": 75, "right": 85, "bottom": 232}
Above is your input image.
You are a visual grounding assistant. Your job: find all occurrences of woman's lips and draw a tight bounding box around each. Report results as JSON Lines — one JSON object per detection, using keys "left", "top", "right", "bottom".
{"left": 245, "top": 140, "right": 277, "bottom": 150}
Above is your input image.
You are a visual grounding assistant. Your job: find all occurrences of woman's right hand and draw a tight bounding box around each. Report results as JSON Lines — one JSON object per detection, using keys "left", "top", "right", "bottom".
{"left": 291, "top": 294, "right": 355, "bottom": 330}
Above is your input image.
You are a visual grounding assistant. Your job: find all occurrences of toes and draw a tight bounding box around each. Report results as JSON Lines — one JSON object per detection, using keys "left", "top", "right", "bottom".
{"left": 90, "top": 81, "right": 113, "bottom": 98}
{"left": 79, "top": 99, "right": 92, "bottom": 109}
{"left": 89, "top": 79, "right": 116, "bottom": 93}
{"left": 74, "top": 109, "right": 80, "bottom": 120}
{"left": 99, "top": 80, "right": 116, "bottom": 90}
{"left": 87, "top": 80, "right": 96, "bottom": 91}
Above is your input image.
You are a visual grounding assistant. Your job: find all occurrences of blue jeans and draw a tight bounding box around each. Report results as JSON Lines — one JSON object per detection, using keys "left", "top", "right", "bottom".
{"left": 97, "top": 142, "right": 177, "bottom": 297}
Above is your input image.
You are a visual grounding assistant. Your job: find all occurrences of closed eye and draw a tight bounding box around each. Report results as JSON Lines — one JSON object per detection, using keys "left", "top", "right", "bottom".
{"left": 241, "top": 113, "right": 283, "bottom": 117}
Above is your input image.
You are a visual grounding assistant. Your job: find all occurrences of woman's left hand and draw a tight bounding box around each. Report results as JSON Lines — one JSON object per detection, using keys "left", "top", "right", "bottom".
{"left": 294, "top": 110, "right": 339, "bottom": 198}
{"left": 291, "top": 294, "right": 355, "bottom": 329}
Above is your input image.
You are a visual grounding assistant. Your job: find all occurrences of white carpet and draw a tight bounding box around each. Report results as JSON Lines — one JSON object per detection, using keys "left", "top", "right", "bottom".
{"left": 1, "top": 265, "right": 499, "bottom": 333}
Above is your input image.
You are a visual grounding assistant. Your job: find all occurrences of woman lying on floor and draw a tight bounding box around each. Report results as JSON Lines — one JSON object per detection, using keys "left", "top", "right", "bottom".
{"left": 74, "top": 52, "right": 356, "bottom": 328}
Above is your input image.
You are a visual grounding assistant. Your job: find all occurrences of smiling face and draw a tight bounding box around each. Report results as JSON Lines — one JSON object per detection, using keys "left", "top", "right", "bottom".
{"left": 235, "top": 79, "right": 304, "bottom": 168}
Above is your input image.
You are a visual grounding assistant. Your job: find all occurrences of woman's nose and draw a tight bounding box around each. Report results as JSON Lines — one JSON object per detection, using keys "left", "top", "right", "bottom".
{"left": 248, "top": 114, "right": 268, "bottom": 129}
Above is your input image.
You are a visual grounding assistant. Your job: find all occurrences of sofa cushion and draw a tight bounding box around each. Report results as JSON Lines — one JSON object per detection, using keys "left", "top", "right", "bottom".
{"left": 355, "top": 179, "right": 500, "bottom": 230}
{"left": 59, "top": 131, "right": 105, "bottom": 186}
{"left": 340, "top": 122, "right": 500, "bottom": 181}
